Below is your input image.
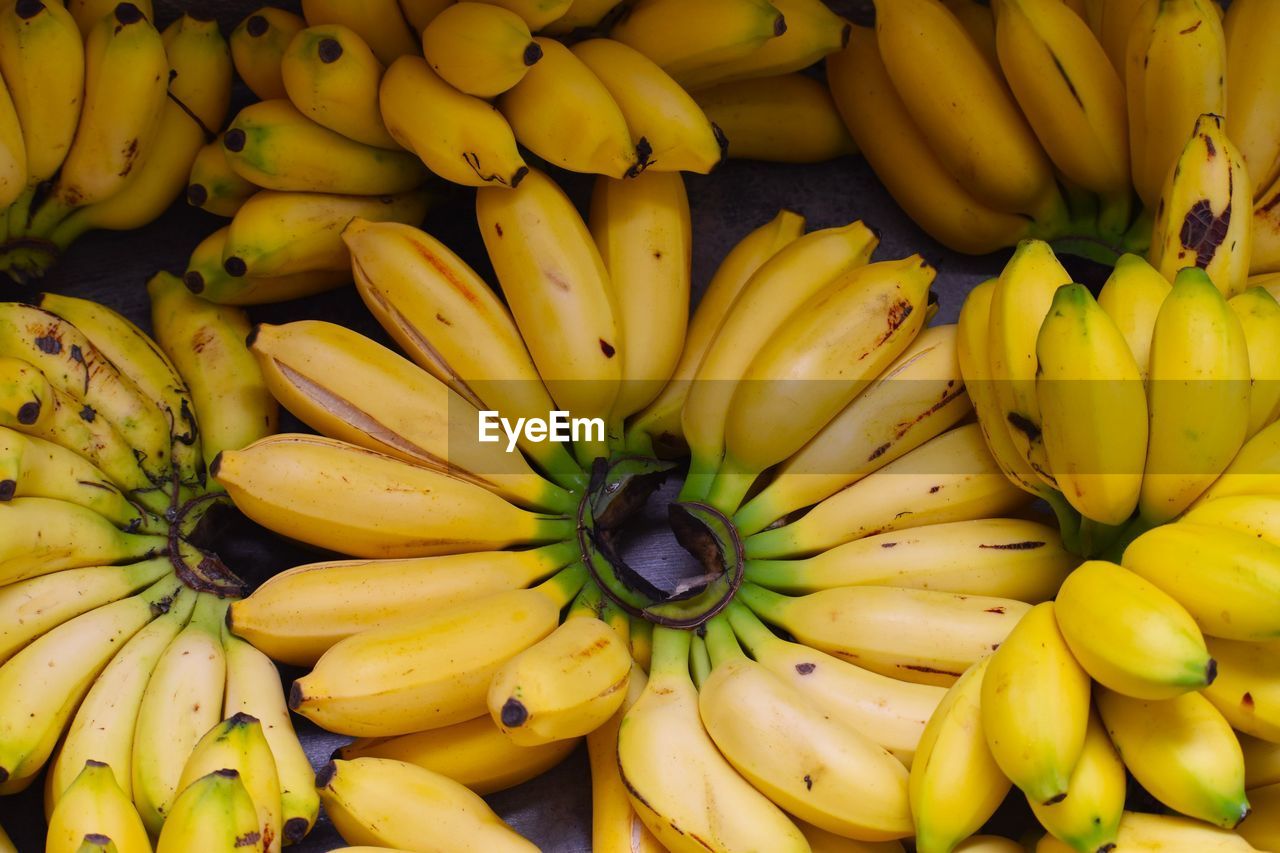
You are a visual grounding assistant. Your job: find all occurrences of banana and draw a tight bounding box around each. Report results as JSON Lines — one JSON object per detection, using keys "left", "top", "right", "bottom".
{"left": 131, "top": 592, "right": 228, "bottom": 835}
{"left": 695, "top": 74, "right": 855, "bottom": 164}
{"left": 497, "top": 38, "right": 645, "bottom": 179}
{"left": 1254, "top": 175, "right": 1280, "bottom": 277}
{"left": 628, "top": 208, "right": 805, "bottom": 453}
{"left": 1195, "top": 419, "right": 1280, "bottom": 504}
{"left": 488, "top": 611, "right": 631, "bottom": 746}
{"left": 300, "top": 0, "right": 417, "bottom": 65}
{"left": 542, "top": 0, "right": 622, "bottom": 34}
{"left": 573, "top": 38, "right": 723, "bottom": 175}
{"left": 379, "top": 54, "right": 527, "bottom": 188}
{"left": 281, "top": 24, "right": 397, "bottom": 149}
{"left": 1243, "top": 733, "right": 1280, "bottom": 789}
{"left": 477, "top": 167, "right": 622, "bottom": 451}
{"left": 1126, "top": 0, "right": 1227, "bottom": 208}
{"left": 66, "top": 0, "right": 152, "bottom": 35}
{"left": 421, "top": 3, "right": 538, "bottom": 98}
{"left": 629, "top": 617, "right": 652, "bottom": 673}
{"left": 342, "top": 219, "right": 584, "bottom": 488}
{"left": 183, "top": 226, "right": 349, "bottom": 305}
{"left": 481, "top": 0, "right": 573, "bottom": 29}
{"left": 942, "top": 0, "right": 999, "bottom": 69}
{"left": 339, "top": 714, "right": 579, "bottom": 795}
{"left": 0, "top": 814, "right": 15, "bottom": 850}
{"left": 289, "top": 565, "right": 583, "bottom": 736}
{"left": 1226, "top": 0, "right": 1280, "bottom": 196}
{"left": 0, "top": 575, "right": 181, "bottom": 793}
{"left": 46, "top": 591, "right": 194, "bottom": 809}
{"left": 589, "top": 170, "right": 691, "bottom": 425}
{"left": 1182, "top": 495, "right": 1280, "bottom": 543}
{"left": 684, "top": 0, "right": 848, "bottom": 91}
{"left": 46, "top": 760, "right": 150, "bottom": 853}
{"left": 176, "top": 714, "right": 281, "bottom": 853}
{"left": 738, "top": 581, "right": 1030, "bottom": 687}
{"left": 699, "top": 616, "right": 913, "bottom": 841}
{"left": 213, "top": 433, "right": 573, "bottom": 558}
{"left": 609, "top": 0, "right": 784, "bottom": 85}
{"left": 187, "top": 137, "right": 257, "bottom": 217}
{"left": 1029, "top": 710, "right": 1125, "bottom": 853}
{"left": 1056, "top": 559, "right": 1213, "bottom": 700}
{"left": 680, "top": 219, "right": 879, "bottom": 500}
{"left": 1239, "top": 782, "right": 1280, "bottom": 852}
{"left": 0, "top": 557, "right": 169, "bottom": 664}
{"left": 709, "top": 255, "right": 934, "bottom": 513}
{"left": 745, "top": 518, "right": 1073, "bottom": 602}
{"left": 0, "top": 46, "right": 26, "bottom": 212}
{"left": 1150, "top": 113, "right": 1252, "bottom": 298}
{"left": 689, "top": 632, "right": 711, "bottom": 688}
{"left": 1141, "top": 266, "right": 1251, "bottom": 523}
{"left": 222, "top": 99, "right": 426, "bottom": 195}
{"left": 1096, "top": 252, "right": 1172, "bottom": 378}
{"left": 1230, "top": 287, "right": 1280, "bottom": 437}
{"left": 617, "top": 625, "right": 808, "bottom": 853}
{"left": 221, "top": 629, "right": 319, "bottom": 846}
{"left": 980, "top": 602, "right": 1090, "bottom": 805}
{"left": 44, "top": 12, "right": 233, "bottom": 251}
{"left": 1097, "top": 687, "right": 1250, "bottom": 828}
{"left": 827, "top": 27, "right": 1043, "bottom": 256}
{"left": 149, "top": 272, "right": 277, "bottom": 471}
{"left": 908, "top": 657, "right": 1011, "bottom": 853}
{"left": 1036, "top": 282, "right": 1148, "bottom": 525}
{"left": 953, "top": 838, "right": 1022, "bottom": 853}
{"left": 586, "top": 664, "right": 664, "bottom": 853}
{"left": 0, "top": 498, "right": 165, "bottom": 586}
{"left": 1041, "top": 810, "right": 1259, "bottom": 852}
{"left": 744, "top": 424, "right": 1029, "bottom": 559}
{"left": 1204, "top": 633, "right": 1280, "bottom": 744}
{"left": 230, "top": 7, "right": 304, "bottom": 101}
{"left": 734, "top": 324, "right": 971, "bottom": 534}
{"left": 992, "top": 0, "right": 1129, "bottom": 202}
{"left": 317, "top": 757, "right": 537, "bottom": 851}
{"left": 398, "top": 0, "right": 455, "bottom": 32}
{"left": 154, "top": 769, "right": 264, "bottom": 853}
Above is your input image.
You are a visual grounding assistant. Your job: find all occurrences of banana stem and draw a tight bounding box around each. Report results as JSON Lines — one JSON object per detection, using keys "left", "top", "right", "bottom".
{"left": 141, "top": 573, "right": 186, "bottom": 610}
{"left": 600, "top": 598, "right": 631, "bottom": 645}
{"left": 1120, "top": 206, "right": 1154, "bottom": 255}
{"left": 4, "top": 186, "right": 36, "bottom": 240}
{"left": 1099, "top": 514, "right": 1157, "bottom": 563}
{"left": 1042, "top": 490, "right": 1084, "bottom": 557}
{"left": 724, "top": 599, "right": 776, "bottom": 657}
{"left": 568, "top": 578, "right": 605, "bottom": 619}
{"left": 678, "top": 452, "right": 719, "bottom": 503}
{"left": 538, "top": 515, "right": 579, "bottom": 543}
{"left": 623, "top": 426, "right": 656, "bottom": 458}
{"left": 189, "top": 589, "right": 233, "bottom": 633}
{"left": 1097, "top": 190, "right": 1134, "bottom": 242}
{"left": 535, "top": 560, "right": 589, "bottom": 608}
{"left": 703, "top": 614, "right": 744, "bottom": 668}
{"left": 734, "top": 581, "right": 789, "bottom": 624}
{"left": 573, "top": 434, "right": 611, "bottom": 469}
{"left": 740, "top": 559, "right": 794, "bottom": 590}
{"left": 1049, "top": 235, "right": 1124, "bottom": 267}
{"left": 629, "top": 615, "right": 654, "bottom": 671}
{"left": 704, "top": 453, "right": 758, "bottom": 516}
{"left": 46, "top": 209, "right": 91, "bottom": 252}
{"left": 649, "top": 625, "right": 693, "bottom": 680}
{"left": 690, "top": 633, "right": 712, "bottom": 688}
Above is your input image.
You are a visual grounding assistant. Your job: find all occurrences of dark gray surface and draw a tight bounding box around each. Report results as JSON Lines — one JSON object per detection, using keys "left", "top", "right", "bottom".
{"left": 0, "top": 1, "right": 1116, "bottom": 850}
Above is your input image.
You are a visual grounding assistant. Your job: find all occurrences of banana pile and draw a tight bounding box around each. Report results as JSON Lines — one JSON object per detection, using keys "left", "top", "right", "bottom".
{"left": 825, "top": 0, "right": 1280, "bottom": 266}
{"left": 0, "top": 276, "right": 327, "bottom": 851}
{"left": 0, "top": 5, "right": 231, "bottom": 283}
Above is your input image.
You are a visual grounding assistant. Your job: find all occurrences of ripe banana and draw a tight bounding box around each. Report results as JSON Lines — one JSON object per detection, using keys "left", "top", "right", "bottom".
{"left": 1225, "top": 0, "right": 1280, "bottom": 196}
{"left": 1251, "top": 171, "right": 1280, "bottom": 277}
{"left": 738, "top": 581, "right": 1030, "bottom": 687}
{"left": 497, "top": 38, "right": 645, "bottom": 179}
{"left": 1141, "top": 266, "right": 1251, "bottom": 523}
{"left": 222, "top": 99, "right": 426, "bottom": 195}
{"left": 585, "top": 663, "right": 663, "bottom": 853}
{"left": 1231, "top": 287, "right": 1280, "bottom": 437}
{"left": 154, "top": 769, "right": 264, "bottom": 853}
{"left": 1195, "top": 418, "right": 1280, "bottom": 504}
{"left": 300, "top": 0, "right": 417, "bottom": 65}
{"left": 1040, "top": 810, "right": 1259, "bottom": 852}
{"left": 317, "top": 757, "right": 537, "bottom": 851}
{"left": 281, "top": 24, "right": 397, "bottom": 149}
{"left": 67, "top": 0, "right": 152, "bottom": 38}
{"left": 230, "top": 7, "right": 304, "bottom": 101}
{"left": 542, "top": 0, "right": 622, "bottom": 34}
{"left": 187, "top": 137, "right": 257, "bottom": 218}
{"left": 1098, "top": 687, "right": 1250, "bottom": 828}
{"left": 422, "top": 3, "right": 539, "bottom": 98}
{"left": 695, "top": 73, "right": 854, "bottom": 164}
{"left": 1238, "top": 782, "right": 1280, "bottom": 852}
{"left": 1182, "top": 494, "right": 1280, "bottom": 546}
{"left": 1201, "top": 636, "right": 1280, "bottom": 743}
{"left": 183, "top": 226, "right": 349, "bottom": 305}
{"left": 175, "top": 714, "right": 281, "bottom": 853}
{"left": 46, "top": 760, "right": 150, "bottom": 853}
{"left": 1150, "top": 113, "right": 1252, "bottom": 298}
{"left": 744, "top": 424, "right": 1029, "bottom": 559}
{"left": 1243, "top": 732, "right": 1280, "bottom": 789}
{"left": 1096, "top": 252, "right": 1172, "bottom": 378}
{"left": 1028, "top": 710, "right": 1125, "bottom": 853}
{"left": 0, "top": 498, "right": 165, "bottom": 587}
{"left": 482, "top": 0, "right": 574, "bottom": 29}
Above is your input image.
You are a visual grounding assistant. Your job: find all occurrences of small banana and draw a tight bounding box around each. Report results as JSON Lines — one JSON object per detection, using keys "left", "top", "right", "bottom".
{"left": 46, "top": 761, "right": 150, "bottom": 853}
{"left": 397, "top": 0, "right": 457, "bottom": 33}
{"left": 1238, "top": 781, "right": 1280, "bottom": 852}
{"left": 183, "top": 227, "right": 349, "bottom": 305}
{"left": 422, "top": 2, "right": 540, "bottom": 98}
{"left": 300, "top": 0, "right": 417, "bottom": 65}
{"left": 187, "top": 137, "right": 257, "bottom": 217}
{"left": 1201, "top": 636, "right": 1280, "bottom": 743}
{"left": 1040, "top": 811, "right": 1258, "bottom": 852}
{"left": 1225, "top": 0, "right": 1280, "bottom": 196}
{"left": 0, "top": 498, "right": 165, "bottom": 587}
{"left": 1095, "top": 252, "right": 1172, "bottom": 378}
{"left": 695, "top": 74, "right": 855, "bottom": 164}
{"left": 1230, "top": 287, "right": 1280, "bottom": 437}
{"left": 1250, "top": 178, "right": 1279, "bottom": 278}
{"left": 66, "top": 0, "right": 152, "bottom": 35}
{"left": 1182, "top": 494, "right": 1280, "bottom": 544}
{"left": 481, "top": 0, "right": 573, "bottom": 29}
{"left": 1195, "top": 418, "right": 1280, "bottom": 504}
{"left": 154, "top": 769, "right": 264, "bottom": 853}
{"left": 230, "top": 7, "right": 304, "bottom": 101}
{"left": 542, "top": 0, "right": 622, "bottom": 34}
{"left": 1028, "top": 711, "right": 1125, "bottom": 853}
{"left": 281, "top": 24, "right": 398, "bottom": 149}
{"left": 175, "top": 714, "right": 281, "bottom": 853}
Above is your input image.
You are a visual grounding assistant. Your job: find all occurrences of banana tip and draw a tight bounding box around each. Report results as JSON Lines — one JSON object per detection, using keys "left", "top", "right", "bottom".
{"left": 500, "top": 697, "right": 529, "bottom": 728}
{"left": 287, "top": 679, "right": 304, "bottom": 711}
{"left": 318, "top": 38, "right": 343, "bottom": 64}
{"left": 314, "top": 760, "right": 338, "bottom": 790}
{"left": 0, "top": 479, "right": 14, "bottom": 501}
{"left": 13, "top": 0, "right": 43, "bottom": 20}
{"left": 1205, "top": 657, "right": 1218, "bottom": 686}
{"left": 208, "top": 450, "right": 223, "bottom": 479}
{"left": 244, "top": 323, "right": 261, "bottom": 349}
{"left": 523, "top": 41, "right": 543, "bottom": 66}
{"left": 224, "top": 256, "right": 247, "bottom": 278}
{"left": 186, "top": 184, "right": 208, "bottom": 208}
{"left": 283, "top": 817, "right": 310, "bottom": 843}
{"left": 245, "top": 14, "right": 268, "bottom": 36}
{"left": 114, "top": 3, "right": 144, "bottom": 25}
{"left": 227, "top": 711, "right": 259, "bottom": 727}
{"left": 224, "top": 129, "right": 246, "bottom": 153}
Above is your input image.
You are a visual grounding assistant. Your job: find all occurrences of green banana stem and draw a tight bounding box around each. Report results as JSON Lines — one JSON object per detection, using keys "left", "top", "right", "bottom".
{"left": 622, "top": 425, "right": 656, "bottom": 458}
{"left": 188, "top": 588, "right": 232, "bottom": 631}
{"left": 4, "top": 186, "right": 36, "bottom": 240}
{"left": 734, "top": 581, "right": 790, "bottom": 624}
{"left": 568, "top": 578, "right": 605, "bottom": 619}
{"left": 1048, "top": 235, "right": 1124, "bottom": 267}
{"left": 723, "top": 599, "right": 775, "bottom": 656}
{"left": 741, "top": 559, "right": 794, "bottom": 590}
{"left": 140, "top": 573, "right": 186, "bottom": 611}
{"left": 690, "top": 633, "right": 712, "bottom": 689}
{"left": 649, "top": 625, "right": 693, "bottom": 680}
{"left": 573, "top": 434, "right": 612, "bottom": 469}
{"left": 45, "top": 208, "right": 92, "bottom": 252}
{"left": 1096, "top": 190, "right": 1135, "bottom": 242}
{"left": 678, "top": 453, "right": 718, "bottom": 503}
{"left": 703, "top": 614, "right": 745, "bottom": 668}
{"left": 1042, "top": 490, "right": 1084, "bottom": 557}
{"left": 536, "top": 560, "right": 589, "bottom": 609}
{"left": 1120, "top": 206, "right": 1154, "bottom": 255}
{"left": 1098, "top": 514, "right": 1158, "bottom": 564}
{"left": 704, "top": 454, "right": 757, "bottom": 516}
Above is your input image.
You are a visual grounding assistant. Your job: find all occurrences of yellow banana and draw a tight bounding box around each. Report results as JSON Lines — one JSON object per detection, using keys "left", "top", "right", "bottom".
{"left": 1225, "top": 0, "right": 1280, "bottom": 196}
{"left": 1096, "top": 252, "right": 1172, "bottom": 378}
{"left": 1182, "top": 495, "right": 1280, "bottom": 547}
{"left": 482, "top": 0, "right": 573, "bottom": 28}
{"left": 1231, "top": 287, "right": 1280, "bottom": 437}
{"left": 154, "top": 769, "right": 264, "bottom": 853}
{"left": 1195, "top": 418, "right": 1280, "bottom": 504}
{"left": 745, "top": 518, "right": 1073, "bottom": 602}
{"left": 300, "top": 0, "right": 417, "bottom": 65}
{"left": 281, "top": 24, "right": 397, "bottom": 149}
{"left": 1126, "top": 0, "right": 1227, "bottom": 208}
{"left": 339, "top": 714, "right": 579, "bottom": 796}
{"left": 589, "top": 170, "right": 691, "bottom": 424}
{"left": 542, "top": 0, "right": 622, "bottom": 34}
{"left": 628, "top": 208, "right": 805, "bottom": 452}
{"left": 318, "top": 757, "right": 537, "bottom": 851}
{"left": 695, "top": 73, "right": 855, "bottom": 164}
{"left": 149, "top": 272, "right": 278, "bottom": 471}
{"left": 617, "top": 625, "right": 808, "bottom": 853}
{"left": 46, "top": 760, "right": 150, "bottom": 853}
{"left": 422, "top": 3, "right": 539, "bottom": 98}
{"left": 290, "top": 565, "right": 583, "bottom": 736}
{"left": 497, "top": 38, "right": 645, "bottom": 178}
{"left": 1140, "top": 266, "right": 1251, "bottom": 523}
{"left": 738, "top": 581, "right": 1030, "bottom": 687}
{"left": 980, "top": 602, "right": 1091, "bottom": 805}
{"left": 586, "top": 663, "right": 664, "bottom": 853}
{"left": 735, "top": 323, "right": 970, "bottom": 534}
{"left": 1252, "top": 174, "right": 1280, "bottom": 276}
{"left": 1150, "top": 113, "right": 1252, "bottom": 298}
{"left": 908, "top": 657, "right": 1011, "bottom": 853}
{"left": 130, "top": 592, "right": 228, "bottom": 835}
{"left": 1239, "top": 782, "right": 1280, "bottom": 853}
{"left": 1081, "top": 0, "right": 1145, "bottom": 77}
{"left": 684, "top": 0, "right": 847, "bottom": 91}
{"left": 183, "top": 226, "right": 349, "bottom": 305}
{"left": 942, "top": 0, "right": 1000, "bottom": 69}
{"left": 573, "top": 38, "right": 724, "bottom": 175}
{"left": 1243, "top": 733, "right": 1280, "bottom": 789}
{"left": 953, "top": 838, "right": 1022, "bottom": 853}
{"left": 222, "top": 99, "right": 426, "bottom": 195}
{"left": 1200, "top": 635, "right": 1280, "bottom": 743}
{"left": 1041, "top": 810, "right": 1259, "bottom": 852}
{"left": 398, "top": 0, "right": 455, "bottom": 33}
{"left": 1029, "top": 710, "right": 1125, "bottom": 853}
{"left": 66, "top": 0, "right": 152, "bottom": 36}
{"left": 221, "top": 628, "right": 319, "bottom": 846}
{"left": 744, "top": 423, "right": 1029, "bottom": 559}
{"left": 187, "top": 137, "right": 257, "bottom": 217}
{"left": 176, "top": 714, "right": 281, "bottom": 853}
{"left": 0, "top": 498, "right": 165, "bottom": 587}
{"left": 1098, "top": 687, "right": 1250, "bottom": 828}
{"left": 230, "top": 7, "right": 304, "bottom": 101}
{"left": 827, "top": 26, "right": 1042, "bottom": 255}
{"left": 0, "top": 77, "right": 26, "bottom": 223}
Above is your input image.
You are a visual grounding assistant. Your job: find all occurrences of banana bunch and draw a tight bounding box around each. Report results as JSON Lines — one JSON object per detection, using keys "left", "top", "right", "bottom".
{"left": 0, "top": 275, "right": 322, "bottom": 847}
{"left": 0, "top": 6, "right": 232, "bottom": 283}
